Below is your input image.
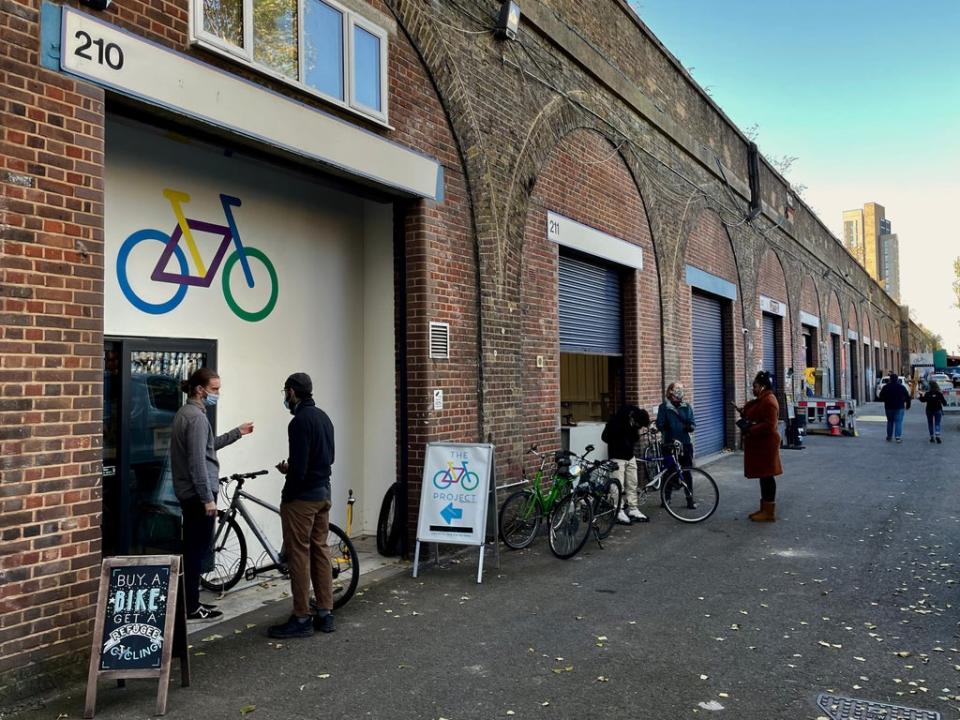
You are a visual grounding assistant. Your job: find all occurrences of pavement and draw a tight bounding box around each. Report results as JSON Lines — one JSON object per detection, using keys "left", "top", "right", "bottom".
{"left": 8, "top": 402, "right": 960, "bottom": 720}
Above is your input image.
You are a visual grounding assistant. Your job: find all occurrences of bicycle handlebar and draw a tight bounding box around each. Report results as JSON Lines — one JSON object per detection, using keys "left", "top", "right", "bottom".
{"left": 218, "top": 469, "right": 269, "bottom": 484}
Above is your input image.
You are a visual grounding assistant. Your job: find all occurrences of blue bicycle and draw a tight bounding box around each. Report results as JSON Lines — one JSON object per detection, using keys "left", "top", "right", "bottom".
{"left": 638, "top": 429, "right": 719, "bottom": 523}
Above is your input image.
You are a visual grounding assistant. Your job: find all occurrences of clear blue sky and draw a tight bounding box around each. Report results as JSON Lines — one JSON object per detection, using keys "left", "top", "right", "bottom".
{"left": 632, "top": 0, "right": 960, "bottom": 350}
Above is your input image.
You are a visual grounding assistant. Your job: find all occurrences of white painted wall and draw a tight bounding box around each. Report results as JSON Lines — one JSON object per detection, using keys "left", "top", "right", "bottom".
{"left": 104, "top": 117, "right": 395, "bottom": 539}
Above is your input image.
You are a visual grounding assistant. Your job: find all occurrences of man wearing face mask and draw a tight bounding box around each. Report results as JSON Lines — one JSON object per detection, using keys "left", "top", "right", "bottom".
{"left": 655, "top": 382, "right": 697, "bottom": 509}
{"left": 170, "top": 367, "right": 254, "bottom": 620}
{"left": 269, "top": 372, "right": 336, "bottom": 639}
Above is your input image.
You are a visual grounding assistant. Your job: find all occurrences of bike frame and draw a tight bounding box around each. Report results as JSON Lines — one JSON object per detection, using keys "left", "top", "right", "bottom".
{"left": 152, "top": 189, "right": 255, "bottom": 289}
{"left": 222, "top": 484, "right": 283, "bottom": 567}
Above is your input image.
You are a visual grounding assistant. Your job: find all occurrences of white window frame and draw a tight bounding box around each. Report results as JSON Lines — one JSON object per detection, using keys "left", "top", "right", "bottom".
{"left": 347, "top": 13, "right": 389, "bottom": 122}
{"left": 190, "top": 0, "right": 389, "bottom": 125}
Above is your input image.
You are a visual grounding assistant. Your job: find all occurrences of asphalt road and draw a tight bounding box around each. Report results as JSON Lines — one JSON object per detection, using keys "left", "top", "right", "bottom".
{"left": 12, "top": 403, "right": 960, "bottom": 720}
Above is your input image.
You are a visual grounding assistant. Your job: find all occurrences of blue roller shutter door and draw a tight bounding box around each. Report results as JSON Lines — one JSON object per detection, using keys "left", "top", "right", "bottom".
{"left": 762, "top": 313, "right": 777, "bottom": 386}
{"left": 691, "top": 292, "right": 725, "bottom": 456}
{"left": 558, "top": 254, "right": 622, "bottom": 355}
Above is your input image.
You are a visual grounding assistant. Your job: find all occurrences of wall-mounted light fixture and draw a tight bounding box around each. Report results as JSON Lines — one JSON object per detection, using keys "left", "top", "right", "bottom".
{"left": 80, "top": 0, "right": 112, "bottom": 10}
{"left": 495, "top": 1, "right": 520, "bottom": 40}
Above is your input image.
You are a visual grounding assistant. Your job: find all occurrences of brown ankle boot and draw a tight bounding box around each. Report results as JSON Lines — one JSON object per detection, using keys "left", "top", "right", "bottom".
{"left": 750, "top": 500, "right": 776, "bottom": 522}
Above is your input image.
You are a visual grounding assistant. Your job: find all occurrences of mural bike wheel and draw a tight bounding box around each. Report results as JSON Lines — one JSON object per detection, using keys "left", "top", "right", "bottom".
{"left": 116, "top": 228, "right": 189, "bottom": 315}
{"left": 222, "top": 246, "right": 279, "bottom": 322}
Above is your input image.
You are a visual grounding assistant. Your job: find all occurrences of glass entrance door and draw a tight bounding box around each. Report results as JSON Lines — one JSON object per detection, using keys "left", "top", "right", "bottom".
{"left": 103, "top": 337, "right": 217, "bottom": 556}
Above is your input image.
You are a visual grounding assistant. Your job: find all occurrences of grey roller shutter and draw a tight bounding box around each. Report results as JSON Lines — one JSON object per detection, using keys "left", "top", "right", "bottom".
{"left": 691, "top": 292, "right": 725, "bottom": 457}
{"left": 762, "top": 313, "right": 777, "bottom": 386}
{"left": 832, "top": 335, "right": 842, "bottom": 397}
{"left": 558, "top": 254, "right": 622, "bottom": 355}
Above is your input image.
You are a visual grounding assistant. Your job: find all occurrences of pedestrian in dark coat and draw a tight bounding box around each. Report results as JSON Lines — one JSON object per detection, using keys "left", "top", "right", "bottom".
{"left": 919, "top": 380, "right": 947, "bottom": 443}
{"left": 878, "top": 371, "right": 911, "bottom": 442}
{"left": 736, "top": 371, "right": 782, "bottom": 522}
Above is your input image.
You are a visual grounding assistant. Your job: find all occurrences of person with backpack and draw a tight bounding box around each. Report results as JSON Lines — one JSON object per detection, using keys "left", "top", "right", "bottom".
{"left": 602, "top": 405, "right": 650, "bottom": 524}
{"left": 919, "top": 380, "right": 947, "bottom": 443}
{"left": 878, "top": 371, "right": 911, "bottom": 443}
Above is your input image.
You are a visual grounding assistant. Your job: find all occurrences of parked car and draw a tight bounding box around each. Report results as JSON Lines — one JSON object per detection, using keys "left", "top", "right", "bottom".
{"left": 875, "top": 375, "right": 905, "bottom": 401}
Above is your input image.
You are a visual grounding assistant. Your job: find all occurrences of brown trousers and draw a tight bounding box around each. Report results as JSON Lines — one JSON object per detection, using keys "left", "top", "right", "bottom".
{"left": 280, "top": 499, "right": 333, "bottom": 618}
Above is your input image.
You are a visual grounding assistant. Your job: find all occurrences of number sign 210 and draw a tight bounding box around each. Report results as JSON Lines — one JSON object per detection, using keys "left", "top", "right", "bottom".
{"left": 74, "top": 30, "right": 124, "bottom": 70}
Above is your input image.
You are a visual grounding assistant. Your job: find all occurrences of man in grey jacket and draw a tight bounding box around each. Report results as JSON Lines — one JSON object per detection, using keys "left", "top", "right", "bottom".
{"left": 170, "top": 367, "right": 253, "bottom": 620}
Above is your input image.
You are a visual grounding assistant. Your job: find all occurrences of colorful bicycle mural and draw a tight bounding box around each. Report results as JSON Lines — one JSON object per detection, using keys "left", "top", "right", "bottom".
{"left": 116, "top": 189, "right": 279, "bottom": 322}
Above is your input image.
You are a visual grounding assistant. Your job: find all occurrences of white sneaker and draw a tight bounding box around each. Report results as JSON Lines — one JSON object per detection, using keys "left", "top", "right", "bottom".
{"left": 627, "top": 508, "right": 649, "bottom": 523}
{"left": 616, "top": 509, "right": 631, "bottom": 525}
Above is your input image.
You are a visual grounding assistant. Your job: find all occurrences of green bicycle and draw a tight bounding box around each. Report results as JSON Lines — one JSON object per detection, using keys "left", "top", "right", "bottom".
{"left": 499, "top": 445, "right": 586, "bottom": 551}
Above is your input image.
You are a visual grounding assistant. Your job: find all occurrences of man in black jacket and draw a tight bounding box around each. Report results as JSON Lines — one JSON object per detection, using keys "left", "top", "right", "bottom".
{"left": 269, "top": 372, "right": 336, "bottom": 639}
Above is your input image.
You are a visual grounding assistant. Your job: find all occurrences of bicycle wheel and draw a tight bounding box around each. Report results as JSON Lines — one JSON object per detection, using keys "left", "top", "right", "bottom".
{"left": 548, "top": 491, "right": 593, "bottom": 559}
{"left": 593, "top": 478, "right": 622, "bottom": 540}
{"left": 432, "top": 469, "right": 453, "bottom": 489}
{"left": 461, "top": 470, "right": 481, "bottom": 491}
{"left": 498, "top": 490, "right": 541, "bottom": 549}
{"left": 328, "top": 523, "right": 359, "bottom": 610}
{"left": 222, "top": 246, "right": 279, "bottom": 322}
{"left": 376, "top": 483, "right": 402, "bottom": 557}
{"left": 200, "top": 513, "right": 247, "bottom": 592}
{"left": 661, "top": 467, "right": 719, "bottom": 523}
{"left": 116, "top": 228, "right": 189, "bottom": 315}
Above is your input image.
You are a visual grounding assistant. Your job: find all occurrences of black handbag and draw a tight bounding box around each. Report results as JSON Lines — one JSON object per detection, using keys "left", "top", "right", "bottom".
{"left": 736, "top": 417, "right": 755, "bottom": 433}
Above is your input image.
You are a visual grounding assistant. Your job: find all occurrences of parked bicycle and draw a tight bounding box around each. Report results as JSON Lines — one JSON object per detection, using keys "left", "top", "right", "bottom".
{"left": 498, "top": 445, "right": 576, "bottom": 550}
{"left": 200, "top": 470, "right": 359, "bottom": 609}
{"left": 574, "top": 454, "right": 623, "bottom": 544}
{"left": 499, "top": 445, "right": 611, "bottom": 559}
{"left": 638, "top": 429, "right": 719, "bottom": 522}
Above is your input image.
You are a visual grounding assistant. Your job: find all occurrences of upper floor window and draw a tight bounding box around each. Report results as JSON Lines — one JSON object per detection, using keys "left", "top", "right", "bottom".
{"left": 193, "top": 0, "right": 388, "bottom": 123}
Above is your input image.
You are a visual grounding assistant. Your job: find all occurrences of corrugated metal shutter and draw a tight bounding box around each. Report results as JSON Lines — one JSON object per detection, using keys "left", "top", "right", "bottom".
{"left": 691, "top": 292, "right": 725, "bottom": 456}
{"left": 558, "top": 254, "right": 622, "bottom": 355}
{"left": 762, "top": 313, "right": 777, "bottom": 386}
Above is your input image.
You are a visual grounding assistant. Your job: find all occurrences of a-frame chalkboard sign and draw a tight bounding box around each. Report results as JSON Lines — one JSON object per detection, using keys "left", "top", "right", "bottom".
{"left": 84, "top": 555, "right": 190, "bottom": 717}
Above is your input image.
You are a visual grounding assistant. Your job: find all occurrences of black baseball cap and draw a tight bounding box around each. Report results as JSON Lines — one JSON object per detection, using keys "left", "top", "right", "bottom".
{"left": 284, "top": 372, "right": 313, "bottom": 397}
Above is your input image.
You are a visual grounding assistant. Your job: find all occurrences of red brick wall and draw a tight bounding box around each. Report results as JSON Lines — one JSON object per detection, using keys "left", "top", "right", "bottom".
{"left": 677, "top": 209, "right": 745, "bottom": 446}
{"left": 0, "top": 0, "right": 107, "bottom": 696}
{"left": 0, "top": 0, "right": 473, "bottom": 698}
{"left": 521, "top": 129, "right": 661, "bottom": 467}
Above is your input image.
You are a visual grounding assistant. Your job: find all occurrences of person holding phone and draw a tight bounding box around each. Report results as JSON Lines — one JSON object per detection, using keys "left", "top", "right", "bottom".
{"left": 737, "top": 371, "right": 782, "bottom": 522}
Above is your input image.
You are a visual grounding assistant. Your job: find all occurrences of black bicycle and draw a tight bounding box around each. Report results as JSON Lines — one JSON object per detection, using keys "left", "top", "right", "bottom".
{"left": 200, "top": 470, "right": 359, "bottom": 609}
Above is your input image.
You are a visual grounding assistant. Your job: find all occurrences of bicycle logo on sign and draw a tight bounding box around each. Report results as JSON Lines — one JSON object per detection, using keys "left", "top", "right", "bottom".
{"left": 117, "top": 188, "right": 279, "bottom": 322}
{"left": 432, "top": 461, "right": 481, "bottom": 491}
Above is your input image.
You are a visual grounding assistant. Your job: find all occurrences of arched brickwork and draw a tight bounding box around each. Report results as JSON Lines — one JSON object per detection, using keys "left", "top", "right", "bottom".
{"left": 521, "top": 128, "right": 661, "bottom": 462}
{"left": 677, "top": 208, "right": 745, "bottom": 448}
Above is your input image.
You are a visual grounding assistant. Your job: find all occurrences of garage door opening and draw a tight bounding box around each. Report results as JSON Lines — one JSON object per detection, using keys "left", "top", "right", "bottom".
{"left": 558, "top": 252, "right": 624, "bottom": 458}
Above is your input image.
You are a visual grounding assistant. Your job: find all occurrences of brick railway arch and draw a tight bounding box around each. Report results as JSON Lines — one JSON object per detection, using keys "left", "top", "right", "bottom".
{"left": 675, "top": 206, "right": 746, "bottom": 452}
{"left": 518, "top": 126, "right": 663, "bottom": 462}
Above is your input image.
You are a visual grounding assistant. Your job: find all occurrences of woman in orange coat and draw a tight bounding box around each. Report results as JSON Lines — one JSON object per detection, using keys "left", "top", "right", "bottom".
{"left": 736, "top": 371, "right": 783, "bottom": 522}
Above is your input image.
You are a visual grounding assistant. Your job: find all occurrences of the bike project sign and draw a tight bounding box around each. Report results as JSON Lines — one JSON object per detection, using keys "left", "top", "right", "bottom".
{"left": 415, "top": 443, "right": 494, "bottom": 546}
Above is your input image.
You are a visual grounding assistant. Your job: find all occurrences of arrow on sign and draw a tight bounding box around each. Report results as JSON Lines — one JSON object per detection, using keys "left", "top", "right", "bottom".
{"left": 440, "top": 502, "right": 463, "bottom": 525}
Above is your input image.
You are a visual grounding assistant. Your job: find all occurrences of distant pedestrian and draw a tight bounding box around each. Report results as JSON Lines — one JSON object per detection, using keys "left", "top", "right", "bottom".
{"left": 735, "top": 371, "right": 782, "bottom": 523}
{"left": 602, "top": 405, "right": 650, "bottom": 524}
{"left": 878, "top": 371, "right": 911, "bottom": 443}
{"left": 919, "top": 380, "right": 946, "bottom": 444}
{"left": 656, "top": 382, "right": 696, "bottom": 508}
